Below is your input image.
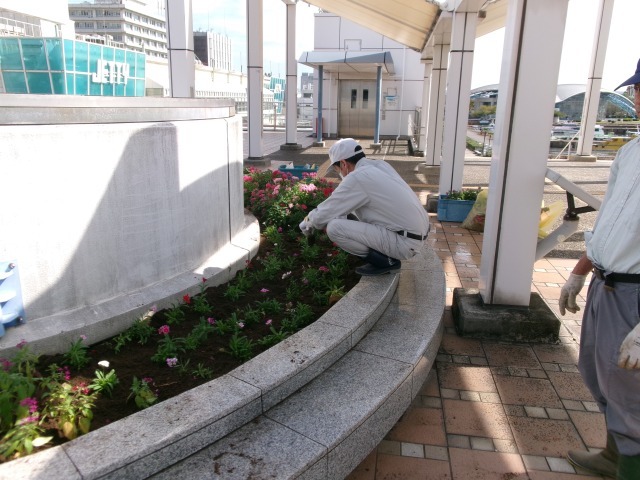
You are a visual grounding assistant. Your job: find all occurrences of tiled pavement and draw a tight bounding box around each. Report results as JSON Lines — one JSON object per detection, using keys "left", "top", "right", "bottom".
{"left": 245, "top": 130, "right": 605, "bottom": 479}
{"left": 346, "top": 222, "right": 601, "bottom": 480}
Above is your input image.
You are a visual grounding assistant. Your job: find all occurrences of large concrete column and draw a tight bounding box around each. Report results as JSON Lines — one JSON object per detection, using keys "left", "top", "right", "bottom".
{"left": 372, "top": 65, "right": 382, "bottom": 147}
{"left": 478, "top": 0, "right": 569, "bottom": 307}
{"left": 455, "top": 0, "right": 570, "bottom": 342}
{"left": 246, "top": 0, "right": 265, "bottom": 162}
{"left": 424, "top": 41, "right": 449, "bottom": 166}
{"left": 438, "top": 2, "right": 482, "bottom": 194}
{"left": 166, "top": 0, "right": 195, "bottom": 98}
{"left": 570, "top": 0, "right": 615, "bottom": 162}
{"left": 280, "top": 0, "right": 301, "bottom": 151}
{"left": 417, "top": 60, "right": 432, "bottom": 155}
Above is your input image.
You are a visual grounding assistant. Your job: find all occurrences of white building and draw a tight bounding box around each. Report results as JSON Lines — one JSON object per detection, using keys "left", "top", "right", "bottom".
{"left": 68, "top": 0, "right": 167, "bottom": 58}
{"left": 299, "top": 12, "right": 424, "bottom": 140}
{"left": 194, "top": 31, "right": 232, "bottom": 71}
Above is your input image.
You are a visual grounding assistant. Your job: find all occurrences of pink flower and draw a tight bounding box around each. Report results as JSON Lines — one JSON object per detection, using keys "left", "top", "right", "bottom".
{"left": 260, "top": 288, "right": 269, "bottom": 293}
{"left": 277, "top": 227, "right": 283, "bottom": 233}
{"left": 183, "top": 294, "right": 191, "bottom": 305}
{"left": 302, "top": 278, "right": 309, "bottom": 285}
{"left": 207, "top": 317, "right": 216, "bottom": 325}
{"left": 166, "top": 357, "right": 178, "bottom": 367}
{"left": 0, "top": 358, "right": 12, "bottom": 371}
{"left": 80, "top": 335, "right": 87, "bottom": 341}
{"left": 158, "top": 325, "right": 170, "bottom": 335}
{"left": 16, "top": 339, "right": 27, "bottom": 350}
{"left": 265, "top": 319, "right": 273, "bottom": 326}
{"left": 238, "top": 322, "right": 245, "bottom": 329}
{"left": 319, "top": 266, "right": 330, "bottom": 273}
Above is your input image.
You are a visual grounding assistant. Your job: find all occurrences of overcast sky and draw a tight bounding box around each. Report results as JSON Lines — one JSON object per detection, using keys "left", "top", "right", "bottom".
{"left": 191, "top": 0, "right": 638, "bottom": 91}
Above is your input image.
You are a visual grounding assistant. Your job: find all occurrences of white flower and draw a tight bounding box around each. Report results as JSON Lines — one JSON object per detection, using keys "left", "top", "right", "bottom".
{"left": 98, "top": 360, "right": 110, "bottom": 368}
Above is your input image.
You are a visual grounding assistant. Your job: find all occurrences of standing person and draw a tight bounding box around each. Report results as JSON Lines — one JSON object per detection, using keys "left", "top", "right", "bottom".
{"left": 560, "top": 59, "right": 640, "bottom": 480}
{"left": 299, "top": 138, "right": 430, "bottom": 276}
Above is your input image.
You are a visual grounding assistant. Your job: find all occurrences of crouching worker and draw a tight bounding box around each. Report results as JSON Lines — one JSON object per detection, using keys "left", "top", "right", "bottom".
{"left": 299, "top": 138, "right": 430, "bottom": 276}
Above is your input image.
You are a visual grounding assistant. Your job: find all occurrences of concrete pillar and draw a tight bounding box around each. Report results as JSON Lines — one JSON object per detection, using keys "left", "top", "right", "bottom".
{"left": 281, "top": 1, "right": 301, "bottom": 151}
{"left": 314, "top": 65, "right": 325, "bottom": 147}
{"left": 571, "top": 0, "right": 615, "bottom": 162}
{"left": 417, "top": 60, "right": 433, "bottom": 155}
{"left": 479, "top": 0, "right": 570, "bottom": 307}
{"left": 166, "top": 0, "right": 195, "bottom": 98}
{"left": 439, "top": 3, "right": 481, "bottom": 194}
{"left": 424, "top": 41, "right": 449, "bottom": 166}
{"left": 372, "top": 65, "right": 382, "bottom": 147}
{"left": 246, "top": 0, "right": 265, "bottom": 162}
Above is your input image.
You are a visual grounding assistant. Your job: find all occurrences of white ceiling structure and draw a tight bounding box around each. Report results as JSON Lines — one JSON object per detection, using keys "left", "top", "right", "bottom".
{"left": 297, "top": 0, "right": 507, "bottom": 73}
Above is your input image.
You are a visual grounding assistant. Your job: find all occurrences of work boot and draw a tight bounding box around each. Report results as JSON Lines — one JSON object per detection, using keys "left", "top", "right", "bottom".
{"left": 355, "top": 249, "right": 401, "bottom": 276}
{"left": 617, "top": 454, "right": 640, "bottom": 480}
{"left": 567, "top": 433, "right": 619, "bottom": 478}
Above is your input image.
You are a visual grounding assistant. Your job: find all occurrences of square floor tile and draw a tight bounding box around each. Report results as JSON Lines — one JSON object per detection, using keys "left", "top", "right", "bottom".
{"left": 375, "top": 453, "right": 451, "bottom": 479}
{"left": 532, "top": 343, "right": 579, "bottom": 364}
{"left": 437, "top": 363, "right": 496, "bottom": 392}
{"left": 546, "top": 371, "right": 595, "bottom": 402}
{"left": 494, "top": 376, "right": 562, "bottom": 408}
{"left": 443, "top": 399, "right": 512, "bottom": 440}
{"left": 439, "top": 333, "right": 485, "bottom": 357}
{"left": 568, "top": 410, "right": 607, "bottom": 448}
{"left": 484, "top": 344, "right": 541, "bottom": 368}
{"left": 508, "top": 416, "right": 585, "bottom": 457}
{"left": 387, "top": 407, "right": 446, "bottom": 446}
{"left": 449, "top": 448, "right": 528, "bottom": 480}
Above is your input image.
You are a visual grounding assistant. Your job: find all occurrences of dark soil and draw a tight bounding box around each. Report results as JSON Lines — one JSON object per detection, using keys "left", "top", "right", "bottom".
{"left": 35, "top": 230, "right": 360, "bottom": 449}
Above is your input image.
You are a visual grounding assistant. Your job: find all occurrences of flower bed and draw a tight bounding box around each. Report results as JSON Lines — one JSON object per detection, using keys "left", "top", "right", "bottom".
{"left": 0, "top": 168, "right": 359, "bottom": 463}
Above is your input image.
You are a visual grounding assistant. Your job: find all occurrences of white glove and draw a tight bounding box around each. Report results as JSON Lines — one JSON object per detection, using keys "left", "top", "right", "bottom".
{"left": 618, "top": 323, "right": 640, "bottom": 369}
{"left": 299, "top": 218, "right": 313, "bottom": 237}
{"left": 558, "top": 273, "right": 587, "bottom": 315}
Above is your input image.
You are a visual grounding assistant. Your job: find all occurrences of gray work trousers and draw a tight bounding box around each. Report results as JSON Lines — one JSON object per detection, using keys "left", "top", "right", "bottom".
{"left": 325, "top": 218, "right": 423, "bottom": 259}
{"left": 579, "top": 275, "right": 640, "bottom": 456}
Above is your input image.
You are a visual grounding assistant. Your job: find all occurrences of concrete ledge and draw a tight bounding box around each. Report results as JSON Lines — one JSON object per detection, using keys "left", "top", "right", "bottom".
{"left": 452, "top": 288, "right": 560, "bottom": 343}
{"left": 153, "top": 245, "right": 445, "bottom": 479}
{"left": 0, "top": 212, "right": 261, "bottom": 358}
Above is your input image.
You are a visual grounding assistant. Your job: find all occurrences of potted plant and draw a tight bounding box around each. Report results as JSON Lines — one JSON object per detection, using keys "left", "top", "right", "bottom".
{"left": 437, "top": 189, "right": 480, "bottom": 222}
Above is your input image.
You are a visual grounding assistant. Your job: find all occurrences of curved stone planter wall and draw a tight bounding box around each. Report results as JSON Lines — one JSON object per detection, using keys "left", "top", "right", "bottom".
{"left": 0, "top": 96, "right": 248, "bottom": 356}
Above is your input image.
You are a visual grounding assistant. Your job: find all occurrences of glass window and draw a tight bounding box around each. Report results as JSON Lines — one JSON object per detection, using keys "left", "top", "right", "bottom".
{"left": 22, "top": 39, "right": 48, "bottom": 70}
{"left": 2, "top": 72, "right": 28, "bottom": 93}
{"left": 26, "top": 72, "right": 52, "bottom": 94}
{"left": 75, "top": 42, "right": 88, "bottom": 72}
{"left": 75, "top": 73, "right": 88, "bottom": 95}
{"left": 51, "top": 73, "right": 65, "bottom": 94}
{"left": 363, "top": 89, "right": 369, "bottom": 109}
{"left": 0, "top": 39, "right": 24, "bottom": 69}
{"left": 66, "top": 73, "right": 75, "bottom": 94}
{"left": 90, "top": 78, "right": 102, "bottom": 95}
{"left": 135, "top": 78, "right": 144, "bottom": 96}
{"left": 126, "top": 77, "right": 135, "bottom": 96}
{"left": 64, "top": 39, "right": 74, "bottom": 70}
{"left": 351, "top": 89, "right": 357, "bottom": 108}
{"left": 115, "top": 83, "right": 125, "bottom": 96}
{"left": 46, "top": 39, "right": 64, "bottom": 71}
{"left": 115, "top": 48, "right": 125, "bottom": 63}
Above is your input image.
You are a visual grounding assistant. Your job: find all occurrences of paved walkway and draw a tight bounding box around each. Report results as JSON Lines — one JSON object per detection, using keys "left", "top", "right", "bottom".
{"left": 244, "top": 131, "right": 604, "bottom": 480}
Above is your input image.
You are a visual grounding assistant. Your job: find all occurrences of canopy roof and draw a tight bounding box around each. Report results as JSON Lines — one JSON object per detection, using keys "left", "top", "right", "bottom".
{"left": 298, "top": 51, "right": 395, "bottom": 75}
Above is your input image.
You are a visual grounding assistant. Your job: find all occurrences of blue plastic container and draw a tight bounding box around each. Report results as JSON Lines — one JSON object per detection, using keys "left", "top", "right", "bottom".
{"left": 436, "top": 195, "right": 475, "bottom": 222}
{"left": 278, "top": 164, "right": 318, "bottom": 175}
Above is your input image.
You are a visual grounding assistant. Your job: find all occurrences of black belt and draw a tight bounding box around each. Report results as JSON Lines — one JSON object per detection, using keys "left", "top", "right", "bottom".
{"left": 396, "top": 230, "right": 427, "bottom": 241}
{"left": 593, "top": 267, "right": 640, "bottom": 290}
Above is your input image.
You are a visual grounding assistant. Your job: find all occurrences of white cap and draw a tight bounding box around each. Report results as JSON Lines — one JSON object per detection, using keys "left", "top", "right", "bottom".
{"left": 328, "top": 138, "right": 363, "bottom": 165}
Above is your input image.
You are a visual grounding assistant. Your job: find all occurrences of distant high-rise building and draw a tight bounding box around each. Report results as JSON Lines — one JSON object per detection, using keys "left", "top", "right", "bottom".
{"left": 68, "top": 0, "right": 167, "bottom": 58}
{"left": 194, "top": 31, "right": 231, "bottom": 71}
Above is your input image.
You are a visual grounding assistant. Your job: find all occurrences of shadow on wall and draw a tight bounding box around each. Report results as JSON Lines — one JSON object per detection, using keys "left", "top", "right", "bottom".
{"left": 3, "top": 118, "right": 241, "bottom": 344}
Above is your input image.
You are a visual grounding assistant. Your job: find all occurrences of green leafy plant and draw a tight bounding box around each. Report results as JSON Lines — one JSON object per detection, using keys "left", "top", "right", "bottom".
{"left": 128, "top": 377, "right": 158, "bottom": 410}
{"left": 256, "top": 298, "right": 283, "bottom": 315}
{"left": 151, "top": 333, "right": 186, "bottom": 364}
{"left": 257, "top": 326, "right": 289, "bottom": 348}
{"left": 63, "top": 336, "right": 90, "bottom": 370}
{"left": 41, "top": 367, "right": 97, "bottom": 440}
{"left": 224, "top": 284, "right": 246, "bottom": 302}
{"left": 192, "top": 363, "right": 214, "bottom": 380}
{"left": 164, "top": 302, "right": 186, "bottom": 325}
{"left": 191, "top": 295, "right": 212, "bottom": 315}
{"left": 443, "top": 189, "right": 480, "bottom": 201}
{"left": 89, "top": 368, "right": 119, "bottom": 397}
{"left": 0, "top": 414, "right": 51, "bottom": 461}
{"left": 228, "top": 333, "right": 254, "bottom": 361}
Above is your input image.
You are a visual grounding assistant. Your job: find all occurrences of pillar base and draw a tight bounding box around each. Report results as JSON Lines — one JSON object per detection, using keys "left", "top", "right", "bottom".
{"left": 452, "top": 288, "right": 560, "bottom": 343}
{"left": 426, "top": 193, "right": 440, "bottom": 213}
{"left": 567, "top": 154, "right": 597, "bottom": 162}
{"left": 312, "top": 141, "right": 325, "bottom": 147}
{"left": 244, "top": 157, "right": 271, "bottom": 167}
{"left": 280, "top": 143, "right": 302, "bottom": 151}
{"left": 370, "top": 142, "right": 382, "bottom": 149}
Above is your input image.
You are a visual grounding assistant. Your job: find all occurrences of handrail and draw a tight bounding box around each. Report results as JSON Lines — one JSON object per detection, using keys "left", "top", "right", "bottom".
{"left": 535, "top": 168, "right": 601, "bottom": 260}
